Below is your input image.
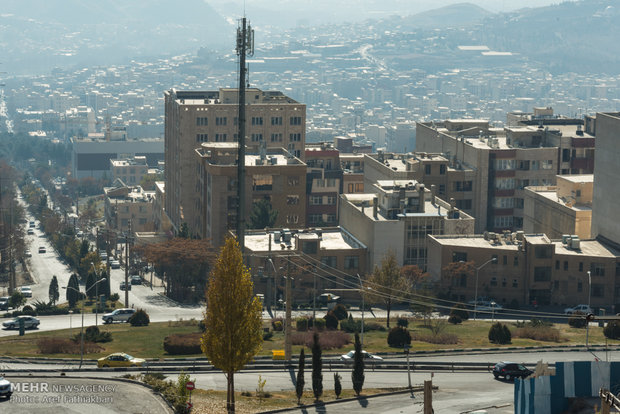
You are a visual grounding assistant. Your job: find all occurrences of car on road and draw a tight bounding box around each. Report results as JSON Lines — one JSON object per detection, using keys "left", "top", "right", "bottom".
{"left": 19, "top": 286, "right": 32, "bottom": 297}
{"left": 29, "top": 221, "right": 35, "bottom": 228}
{"left": 110, "top": 260, "right": 121, "bottom": 269}
{"left": 24, "top": 249, "right": 32, "bottom": 257}
{"left": 564, "top": 304, "right": 593, "bottom": 315}
{"left": 27, "top": 228, "right": 34, "bottom": 235}
{"left": 340, "top": 350, "right": 383, "bottom": 362}
{"left": 38, "top": 246, "right": 46, "bottom": 253}
{"left": 0, "top": 376, "right": 12, "bottom": 400}
{"left": 493, "top": 361, "right": 532, "bottom": 381}
{"left": 97, "top": 353, "right": 146, "bottom": 368}
{"left": 102, "top": 308, "right": 136, "bottom": 324}
{"left": 476, "top": 301, "right": 503, "bottom": 312}
{"left": 2, "top": 315, "right": 40, "bottom": 330}
{"left": 119, "top": 281, "right": 131, "bottom": 291}
{"left": 99, "top": 251, "right": 108, "bottom": 260}
{"left": 130, "top": 275, "right": 142, "bottom": 285}
{"left": 0, "top": 297, "right": 9, "bottom": 311}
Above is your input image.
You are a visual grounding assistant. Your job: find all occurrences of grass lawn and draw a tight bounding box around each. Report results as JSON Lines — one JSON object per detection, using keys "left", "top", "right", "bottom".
{"left": 1, "top": 317, "right": 618, "bottom": 360}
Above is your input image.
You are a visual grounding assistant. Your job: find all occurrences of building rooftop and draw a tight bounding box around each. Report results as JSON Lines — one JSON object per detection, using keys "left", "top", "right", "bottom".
{"left": 244, "top": 227, "right": 366, "bottom": 252}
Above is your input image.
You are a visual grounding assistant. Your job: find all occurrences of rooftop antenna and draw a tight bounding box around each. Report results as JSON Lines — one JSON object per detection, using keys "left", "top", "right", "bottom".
{"left": 236, "top": 17, "right": 254, "bottom": 252}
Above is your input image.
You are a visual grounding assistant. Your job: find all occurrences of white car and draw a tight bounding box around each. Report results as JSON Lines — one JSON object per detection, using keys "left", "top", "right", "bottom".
{"left": 564, "top": 304, "right": 593, "bottom": 315}
{"left": 3, "top": 316, "right": 40, "bottom": 330}
{"left": 110, "top": 260, "right": 121, "bottom": 269}
{"left": 0, "top": 376, "right": 12, "bottom": 400}
{"left": 19, "top": 286, "right": 32, "bottom": 298}
{"left": 340, "top": 350, "right": 383, "bottom": 362}
{"left": 102, "top": 308, "right": 136, "bottom": 324}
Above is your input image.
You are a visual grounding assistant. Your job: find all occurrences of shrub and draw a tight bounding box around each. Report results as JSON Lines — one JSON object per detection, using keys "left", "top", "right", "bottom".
{"left": 110, "top": 293, "right": 120, "bottom": 302}
{"left": 529, "top": 318, "right": 552, "bottom": 328}
{"left": 604, "top": 321, "right": 620, "bottom": 340}
{"left": 449, "top": 304, "right": 469, "bottom": 321}
{"left": 332, "top": 303, "right": 348, "bottom": 320}
{"left": 271, "top": 318, "right": 283, "bottom": 331}
{"left": 411, "top": 331, "right": 458, "bottom": 344}
{"left": 488, "top": 322, "right": 511, "bottom": 344}
{"left": 79, "top": 325, "right": 113, "bottom": 343}
{"left": 396, "top": 317, "right": 409, "bottom": 328}
{"left": 324, "top": 312, "right": 338, "bottom": 330}
{"left": 448, "top": 314, "right": 462, "bottom": 325}
{"left": 514, "top": 326, "right": 563, "bottom": 342}
{"left": 364, "top": 322, "right": 386, "bottom": 332}
{"left": 313, "top": 318, "right": 326, "bottom": 331}
{"left": 296, "top": 317, "right": 309, "bottom": 332}
{"left": 568, "top": 312, "right": 587, "bottom": 328}
{"left": 291, "top": 330, "right": 351, "bottom": 350}
{"left": 263, "top": 330, "right": 274, "bottom": 341}
{"left": 163, "top": 333, "right": 202, "bottom": 355}
{"left": 129, "top": 309, "right": 150, "bottom": 326}
{"left": 387, "top": 326, "right": 411, "bottom": 348}
{"left": 340, "top": 315, "right": 360, "bottom": 333}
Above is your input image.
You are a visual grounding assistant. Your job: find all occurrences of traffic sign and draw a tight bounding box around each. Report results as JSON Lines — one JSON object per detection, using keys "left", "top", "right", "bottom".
{"left": 186, "top": 381, "right": 195, "bottom": 391}
{"left": 186, "top": 401, "right": 193, "bottom": 409}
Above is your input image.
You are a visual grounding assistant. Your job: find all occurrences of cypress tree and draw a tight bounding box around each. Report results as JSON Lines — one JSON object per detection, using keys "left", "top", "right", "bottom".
{"left": 352, "top": 332, "right": 365, "bottom": 396}
{"left": 311, "top": 332, "right": 323, "bottom": 402}
{"left": 334, "top": 372, "right": 342, "bottom": 399}
{"left": 296, "top": 349, "right": 305, "bottom": 404}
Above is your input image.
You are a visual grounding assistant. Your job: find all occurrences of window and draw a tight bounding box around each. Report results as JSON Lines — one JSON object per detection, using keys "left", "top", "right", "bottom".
{"left": 512, "top": 279, "right": 518, "bottom": 288}
{"left": 502, "top": 278, "right": 507, "bottom": 287}
{"left": 534, "top": 245, "right": 552, "bottom": 259}
{"left": 289, "top": 133, "right": 302, "bottom": 142}
{"left": 215, "top": 133, "right": 227, "bottom": 142}
{"left": 326, "top": 196, "right": 337, "bottom": 205}
{"left": 251, "top": 133, "right": 263, "bottom": 142}
{"left": 493, "top": 197, "right": 514, "bottom": 208}
{"left": 592, "top": 284, "right": 604, "bottom": 298}
{"left": 310, "top": 196, "right": 322, "bottom": 205}
{"left": 454, "top": 181, "right": 473, "bottom": 192}
{"left": 287, "top": 195, "right": 299, "bottom": 205}
{"left": 251, "top": 116, "right": 263, "bottom": 125}
{"left": 555, "top": 260, "right": 560, "bottom": 270}
{"left": 455, "top": 199, "right": 472, "bottom": 210}
{"left": 542, "top": 160, "right": 553, "bottom": 170}
{"left": 321, "top": 256, "right": 337, "bottom": 268}
{"left": 495, "top": 159, "right": 515, "bottom": 170}
{"left": 253, "top": 175, "right": 273, "bottom": 191}
{"left": 503, "top": 255, "right": 507, "bottom": 265}
{"left": 495, "top": 178, "right": 515, "bottom": 190}
{"left": 309, "top": 214, "right": 321, "bottom": 224}
{"left": 287, "top": 214, "right": 299, "bottom": 224}
{"left": 344, "top": 256, "right": 359, "bottom": 269}
{"left": 216, "top": 116, "right": 227, "bottom": 126}
{"left": 578, "top": 281, "right": 583, "bottom": 292}
{"left": 326, "top": 214, "right": 337, "bottom": 223}
{"left": 579, "top": 262, "right": 584, "bottom": 272}
{"left": 196, "top": 117, "right": 208, "bottom": 126}
{"left": 563, "top": 261, "right": 568, "bottom": 271}
{"left": 439, "top": 164, "right": 446, "bottom": 175}
{"left": 425, "top": 164, "right": 431, "bottom": 174}
{"left": 452, "top": 252, "right": 467, "bottom": 262}
{"left": 562, "top": 148, "right": 571, "bottom": 162}
{"left": 490, "top": 277, "right": 497, "bottom": 287}
{"left": 233, "top": 117, "right": 238, "bottom": 126}
{"left": 270, "top": 133, "right": 283, "bottom": 142}
{"left": 534, "top": 267, "right": 551, "bottom": 282}
{"left": 439, "top": 184, "right": 446, "bottom": 195}
{"left": 196, "top": 133, "right": 208, "bottom": 142}
{"left": 271, "top": 116, "right": 282, "bottom": 125}
{"left": 591, "top": 263, "right": 605, "bottom": 276}
{"left": 290, "top": 116, "right": 302, "bottom": 125}
{"left": 288, "top": 176, "right": 300, "bottom": 186}
{"left": 494, "top": 216, "right": 513, "bottom": 228}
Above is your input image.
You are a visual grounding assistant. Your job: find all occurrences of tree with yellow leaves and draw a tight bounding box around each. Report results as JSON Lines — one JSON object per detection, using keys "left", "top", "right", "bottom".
{"left": 201, "top": 237, "right": 263, "bottom": 413}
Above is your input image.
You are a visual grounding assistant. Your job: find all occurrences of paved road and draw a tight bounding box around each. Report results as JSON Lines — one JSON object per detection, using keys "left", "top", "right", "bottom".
{"left": 1, "top": 376, "right": 172, "bottom": 413}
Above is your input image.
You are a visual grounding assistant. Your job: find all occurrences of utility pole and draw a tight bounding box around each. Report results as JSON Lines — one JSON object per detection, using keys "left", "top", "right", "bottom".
{"left": 124, "top": 222, "right": 130, "bottom": 308}
{"left": 235, "top": 17, "right": 254, "bottom": 253}
{"left": 285, "top": 256, "right": 292, "bottom": 361}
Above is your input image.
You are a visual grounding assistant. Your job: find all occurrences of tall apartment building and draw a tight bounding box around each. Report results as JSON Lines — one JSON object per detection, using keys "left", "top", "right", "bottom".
{"left": 339, "top": 179, "right": 475, "bottom": 269}
{"left": 523, "top": 175, "right": 593, "bottom": 240}
{"left": 416, "top": 119, "right": 558, "bottom": 232}
{"left": 194, "top": 143, "right": 307, "bottom": 248}
{"left": 164, "top": 88, "right": 306, "bottom": 235}
{"left": 592, "top": 112, "right": 620, "bottom": 248}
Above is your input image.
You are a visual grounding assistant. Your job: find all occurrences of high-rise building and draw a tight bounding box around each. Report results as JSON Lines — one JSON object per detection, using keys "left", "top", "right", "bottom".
{"left": 164, "top": 88, "right": 306, "bottom": 235}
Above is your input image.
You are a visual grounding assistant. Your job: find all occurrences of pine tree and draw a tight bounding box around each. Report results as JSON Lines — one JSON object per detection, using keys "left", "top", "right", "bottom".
{"left": 66, "top": 273, "right": 80, "bottom": 308}
{"left": 248, "top": 199, "right": 278, "bottom": 229}
{"left": 85, "top": 270, "right": 96, "bottom": 298}
{"left": 201, "top": 237, "right": 263, "bottom": 413}
{"left": 352, "top": 332, "right": 365, "bottom": 396}
{"left": 296, "top": 349, "right": 305, "bottom": 404}
{"left": 48, "top": 275, "right": 59, "bottom": 305}
{"left": 311, "top": 332, "right": 323, "bottom": 402}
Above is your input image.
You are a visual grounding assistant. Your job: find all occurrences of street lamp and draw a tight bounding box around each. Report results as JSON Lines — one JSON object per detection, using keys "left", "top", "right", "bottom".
{"left": 356, "top": 274, "right": 365, "bottom": 347}
{"left": 63, "top": 277, "right": 107, "bottom": 370}
{"left": 267, "top": 258, "right": 278, "bottom": 319}
{"left": 91, "top": 262, "right": 103, "bottom": 327}
{"left": 586, "top": 270, "right": 592, "bottom": 349}
{"left": 474, "top": 257, "right": 497, "bottom": 320}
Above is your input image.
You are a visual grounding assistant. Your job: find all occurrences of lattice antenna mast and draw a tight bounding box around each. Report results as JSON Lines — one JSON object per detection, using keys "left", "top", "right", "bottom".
{"left": 236, "top": 18, "right": 254, "bottom": 252}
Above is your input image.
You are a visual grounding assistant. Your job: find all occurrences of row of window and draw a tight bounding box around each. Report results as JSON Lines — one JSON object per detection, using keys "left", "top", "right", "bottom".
{"left": 308, "top": 214, "right": 337, "bottom": 224}
{"left": 495, "top": 159, "right": 554, "bottom": 171}
{"left": 198, "top": 116, "right": 303, "bottom": 127}
{"left": 424, "top": 164, "right": 447, "bottom": 175}
{"left": 310, "top": 195, "right": 337, "bottom": 205}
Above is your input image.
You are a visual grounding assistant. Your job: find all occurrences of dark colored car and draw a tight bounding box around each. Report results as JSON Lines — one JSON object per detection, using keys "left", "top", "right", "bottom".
{"left": 493, "top": 361, "right": 532, "bottom": 381}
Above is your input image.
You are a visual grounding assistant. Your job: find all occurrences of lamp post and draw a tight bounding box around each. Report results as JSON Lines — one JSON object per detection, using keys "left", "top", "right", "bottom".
{"left": 356, "top": 274, "right": 365, "bottom": 347}
{"left": 586, "top": 270, "right": 592, "bottom": 349}
{"left": 63, "top": 277, "right": 107, "bottom": 370}
{"left": 91, "top": 262, "right": 102, "bottom": 327}
{"left": 267, "top": 258, "right": 278, "bottom": 319}
{"left": 474, "top": 257, "right": 497, "bottom": 320}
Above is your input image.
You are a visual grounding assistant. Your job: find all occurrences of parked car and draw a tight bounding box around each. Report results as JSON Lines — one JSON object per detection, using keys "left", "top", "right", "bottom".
{"left": 110, "top": 260, "right": 121, "bottom": 269}
{"left": 493, "top": 361, "right": 532, "bottom": 381}
{"left": 0, "top": 376, "right": 12, "bottom": 400}
{"left": 0, "top": 297, "right": 9, "bottom": 311}
{"left": 24, "top": 249, "right": 32, "bottom": 257}
{"left": 97, "top": 353, "right": 145, "bottom": 368}
{"left": 29, "top": 221, "right": 35, "bottom": 228}
{"left": 564, "top": 304, "right": 593, "bottom": 315}
{"left": 38, "top": 246, "right": 46, "bottom": 253}
{"left": 119, "top": 281, "right": 131, "bottom": 291}
{"left": 102, "top": 308, "right": 136, "bottom": 324}
{"left": 99, "top": 251, "right": 108, "bottom": 260}
{"left": 130, "top": 275, "right": 142, "bottom": 285}
{"left": 27, "top": 228, "right": 34, "bottom": 235}
{"left": 340, "top": 350, "right": 383, "bottom": 362}
{"left": 19, "top": 286, "right": 32, "bottom": 298}
{"left": 2, "top": 316, "right": 40, "bottom": 330}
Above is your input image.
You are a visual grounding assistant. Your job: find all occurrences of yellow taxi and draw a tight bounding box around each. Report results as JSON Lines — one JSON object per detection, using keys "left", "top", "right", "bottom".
{"left": 97, "top": 353, "right": 146, "bottom": 368}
